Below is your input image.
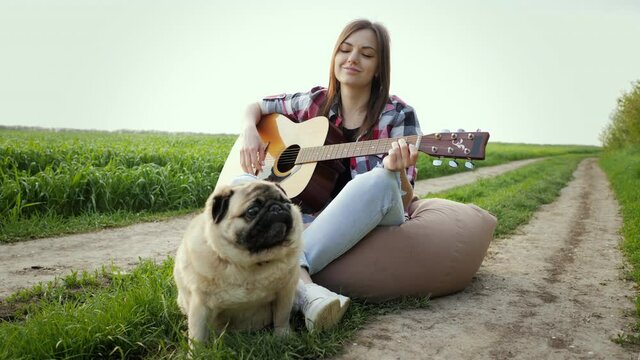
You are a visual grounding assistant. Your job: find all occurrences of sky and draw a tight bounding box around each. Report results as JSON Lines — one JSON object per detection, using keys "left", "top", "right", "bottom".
{"left": 1, "top": 0, "right": 639, "bottom": 146}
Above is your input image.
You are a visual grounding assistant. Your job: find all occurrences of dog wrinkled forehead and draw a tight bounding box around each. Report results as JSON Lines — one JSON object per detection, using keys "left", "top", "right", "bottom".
{"left": 209, "top": 181, "right": 289, "bottom": 224}
{"left": 240, "top": 181, "right": 288, "bottom": 200}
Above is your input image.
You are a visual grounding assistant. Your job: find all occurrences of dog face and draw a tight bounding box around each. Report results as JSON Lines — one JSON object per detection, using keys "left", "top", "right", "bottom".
{"left": 204, "top": 181, "right": 302, "bottom": 264}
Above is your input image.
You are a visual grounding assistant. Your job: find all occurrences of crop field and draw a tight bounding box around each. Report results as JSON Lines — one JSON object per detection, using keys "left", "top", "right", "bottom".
{"left": 0, "top": 129, "right": 236, "bottom": 242}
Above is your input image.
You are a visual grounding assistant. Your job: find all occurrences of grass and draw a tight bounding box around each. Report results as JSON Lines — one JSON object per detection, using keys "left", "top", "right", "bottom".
{"left": 0, "top": 259, "right": 430, "bottom": 359}
{"left": 599, "top": 146, "right": 640, "bottom": 344}
{"left": 0, "top": 131, "right": 235, "bottom": 219}
{"left": 0, "top": 261, "right": 184, "bottom": 359}
{"left": 0, "top": 152, "right": 593, "bottom": 359}
{"left": 0, "top": 128, "right": 236, "bottom": 243}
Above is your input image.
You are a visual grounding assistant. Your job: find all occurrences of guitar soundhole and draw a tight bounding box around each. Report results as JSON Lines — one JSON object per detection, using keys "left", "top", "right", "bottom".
{"left": 276, "top": 145, "right": 300, "bottom": 173}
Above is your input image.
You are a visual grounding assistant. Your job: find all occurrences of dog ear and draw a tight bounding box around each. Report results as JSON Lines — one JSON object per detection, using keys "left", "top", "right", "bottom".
{"left": 211, "top": 189, "right": 233, "bottom": 224}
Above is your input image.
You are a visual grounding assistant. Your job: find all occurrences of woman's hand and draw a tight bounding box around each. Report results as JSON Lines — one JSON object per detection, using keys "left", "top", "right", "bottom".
{"left": 382, "top": 138, "right": 418, "bottom": 172}
{"left": 240, "top": 103, "right": 267, "bottom": 174}
{"left": 240, "top": 126, "right": 266, "bottom": 174}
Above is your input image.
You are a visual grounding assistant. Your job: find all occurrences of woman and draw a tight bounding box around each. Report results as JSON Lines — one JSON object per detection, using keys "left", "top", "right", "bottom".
{"left": 239, "top": 19, "right": 421, "bottom": 331}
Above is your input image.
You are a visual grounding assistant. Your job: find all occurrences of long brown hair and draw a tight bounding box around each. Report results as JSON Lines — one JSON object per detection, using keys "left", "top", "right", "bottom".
{"left": 321, "top": 19, "right": 391, "bottom": 140}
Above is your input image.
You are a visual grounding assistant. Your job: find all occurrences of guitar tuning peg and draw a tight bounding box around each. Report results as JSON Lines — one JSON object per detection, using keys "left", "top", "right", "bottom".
{"left": 432, "top": 158, "right": 443, "bottom": 166}
{"left": 457, "top": 128, "right": 465, "bottom": 132}
{"left": 440, "top": 129, "right": 451, "bottom": 133}
{"left": 476, "top": 128, "right": 482, "bottom": 132}
{"left": 448, "top": 160, "right": 458, "bottom": 168}
{"left": 465, "top": 160, "right": 475, "bottom": 169}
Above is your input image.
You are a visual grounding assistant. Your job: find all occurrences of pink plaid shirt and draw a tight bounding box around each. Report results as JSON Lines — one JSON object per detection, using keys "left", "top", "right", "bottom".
{"left": 261, "top": 86, "right": 422, "bottom": 186}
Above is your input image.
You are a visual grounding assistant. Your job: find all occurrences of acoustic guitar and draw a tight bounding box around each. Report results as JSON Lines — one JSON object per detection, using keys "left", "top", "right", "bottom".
{"left": 215, "top": 114, "right": 489, "bottom": 212}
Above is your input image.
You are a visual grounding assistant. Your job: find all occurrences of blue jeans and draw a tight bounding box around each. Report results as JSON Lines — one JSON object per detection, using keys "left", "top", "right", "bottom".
{"left": 231, "top": 167, "right": 406, "bottom": 275}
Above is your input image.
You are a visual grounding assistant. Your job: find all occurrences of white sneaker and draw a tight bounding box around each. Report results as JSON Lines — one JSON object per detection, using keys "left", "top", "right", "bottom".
{"left": 302, "top": 283, "right": 343, "bottom": 331}
{"left": 319, "top": 286, "right": 351, "bottom": 320}
{"left": 336, "top": 294, "right": 351, "bottom": 318}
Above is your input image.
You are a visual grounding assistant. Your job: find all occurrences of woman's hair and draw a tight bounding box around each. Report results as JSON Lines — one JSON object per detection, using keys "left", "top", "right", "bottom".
{"left": 322, "top": 19, "right": 391, "bottom": 139}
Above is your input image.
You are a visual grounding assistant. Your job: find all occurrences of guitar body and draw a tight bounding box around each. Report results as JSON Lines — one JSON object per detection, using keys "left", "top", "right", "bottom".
{"left": 215, "top": 114, "right": 346, "bottom": 212}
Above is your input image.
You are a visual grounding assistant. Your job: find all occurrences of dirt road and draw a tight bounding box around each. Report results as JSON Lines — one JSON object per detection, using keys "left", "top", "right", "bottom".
{"left": 337, "top": 158, "right": 637, "bottom": 359}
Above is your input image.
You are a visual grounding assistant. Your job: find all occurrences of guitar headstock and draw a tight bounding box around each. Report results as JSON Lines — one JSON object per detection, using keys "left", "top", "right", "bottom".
{"left": 418, "top": 130, "right": 490, "bottom": 160}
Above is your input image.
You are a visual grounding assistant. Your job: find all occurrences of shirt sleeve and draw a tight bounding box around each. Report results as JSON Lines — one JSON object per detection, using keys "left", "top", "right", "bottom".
{"left": 389, "top": 105, "right": 422, "bottom": 186}
{"left": 260, "top": 86, "right": 326, "bottom": 122}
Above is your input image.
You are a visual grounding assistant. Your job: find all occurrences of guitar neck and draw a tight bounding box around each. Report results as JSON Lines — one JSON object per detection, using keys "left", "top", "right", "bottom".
{"left": 295, "top": 130, "right": 489, "bottom": 163}
{"left": 296, "top": 136, "right": 421, "bottom": 164}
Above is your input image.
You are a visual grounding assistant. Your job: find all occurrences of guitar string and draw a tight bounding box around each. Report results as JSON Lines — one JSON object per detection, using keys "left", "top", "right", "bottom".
{"left": 269, "top": 135, "right": 423, "bottom": 162}
{"left": 251, "top": 134, "right": 477, "bottom": 165}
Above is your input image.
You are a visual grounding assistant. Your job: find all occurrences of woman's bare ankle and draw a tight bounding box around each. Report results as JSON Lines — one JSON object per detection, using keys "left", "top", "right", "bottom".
{"left": 299, "top": 267, "right": 313, "bottom": 284}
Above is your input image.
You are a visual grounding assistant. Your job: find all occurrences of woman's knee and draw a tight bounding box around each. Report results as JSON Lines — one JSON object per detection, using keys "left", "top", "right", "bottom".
{"left": 349, "top": 167, "right": 400, "bottom": 193}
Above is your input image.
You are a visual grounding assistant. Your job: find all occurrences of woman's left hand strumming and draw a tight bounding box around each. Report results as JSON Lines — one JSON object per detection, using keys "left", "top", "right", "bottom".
{"left": 382, "top": 138, "right": 418, "bottom": 172}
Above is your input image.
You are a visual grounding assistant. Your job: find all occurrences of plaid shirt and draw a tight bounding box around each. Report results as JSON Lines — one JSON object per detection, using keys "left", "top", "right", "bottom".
{"left": 261, "top": 86, "right": 422, "bottom": 186}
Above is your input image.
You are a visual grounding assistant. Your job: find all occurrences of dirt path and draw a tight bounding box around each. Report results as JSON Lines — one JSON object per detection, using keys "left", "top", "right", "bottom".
{"left": 337, "top": 158, "right": 638, "bottom": 360}
{"left": 0, "top": 158, "right": 540, "bottom": 300}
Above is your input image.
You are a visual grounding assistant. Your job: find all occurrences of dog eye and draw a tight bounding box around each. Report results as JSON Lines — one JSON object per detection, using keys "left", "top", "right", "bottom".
{"left": 246, "top": 205, "right": 260, "bottom": 219}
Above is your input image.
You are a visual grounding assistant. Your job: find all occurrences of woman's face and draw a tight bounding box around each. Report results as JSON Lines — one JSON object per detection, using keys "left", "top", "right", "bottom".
{"left": 334, "top": 29, "right": 379, "bottom": 89}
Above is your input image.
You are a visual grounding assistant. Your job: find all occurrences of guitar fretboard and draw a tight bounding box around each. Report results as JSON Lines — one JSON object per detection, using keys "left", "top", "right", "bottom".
{"left": 296, "top": 135, "right": 422, "bottom": 164}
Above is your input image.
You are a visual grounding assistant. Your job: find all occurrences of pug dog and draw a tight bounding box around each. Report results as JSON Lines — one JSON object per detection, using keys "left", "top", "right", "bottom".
{"left": 173, "top": 180, "right": 303, "bottom": 344}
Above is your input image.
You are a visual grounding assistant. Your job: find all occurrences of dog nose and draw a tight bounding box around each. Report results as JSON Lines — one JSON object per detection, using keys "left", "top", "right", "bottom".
{"left": 269, "top": 204, "right": 283, "bottom": 214}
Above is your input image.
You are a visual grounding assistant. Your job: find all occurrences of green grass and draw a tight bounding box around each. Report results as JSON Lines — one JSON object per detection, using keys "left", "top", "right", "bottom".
{"left": 0, "top": 128, "right": 236, "bottom": 243}
{"left": 0, "top": 152, "right": 593, "bottom": 359}
{"left": 0, "top": 261, "right": 185, "bottom": 359}
{"left": 0, "top": 130, "right": 235, "bottom": 219}
{"left": 0, "top": 259, "right": 430, "bottom": 359}
{"left": 599, "top": 146, "right": 640, "bottom": 344}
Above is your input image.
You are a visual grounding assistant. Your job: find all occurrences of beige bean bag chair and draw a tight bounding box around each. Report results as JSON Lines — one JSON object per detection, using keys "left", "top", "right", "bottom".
{"left": 312, "top": 198, "right": 497, "bottom": 301}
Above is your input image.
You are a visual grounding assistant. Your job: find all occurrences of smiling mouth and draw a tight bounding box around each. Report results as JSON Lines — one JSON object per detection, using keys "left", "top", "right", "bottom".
{"left": 343, "top": 67, "right": 360, "bottom": 73}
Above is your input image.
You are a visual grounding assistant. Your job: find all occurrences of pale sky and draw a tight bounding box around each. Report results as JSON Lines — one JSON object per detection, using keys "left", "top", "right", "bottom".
{"left": 1, "top": 0, "right": 639, "bottom": 145}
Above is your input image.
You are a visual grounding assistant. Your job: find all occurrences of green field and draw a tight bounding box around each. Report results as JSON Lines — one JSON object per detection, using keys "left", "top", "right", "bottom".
{"left": 1, "top": 129, "right": 235, "bottom": 242}
{"left": 0, "top": 128, "right": 600, "bottom": 243}
{"left": 600, "top": 147, "right": 640, "bottom": 344}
